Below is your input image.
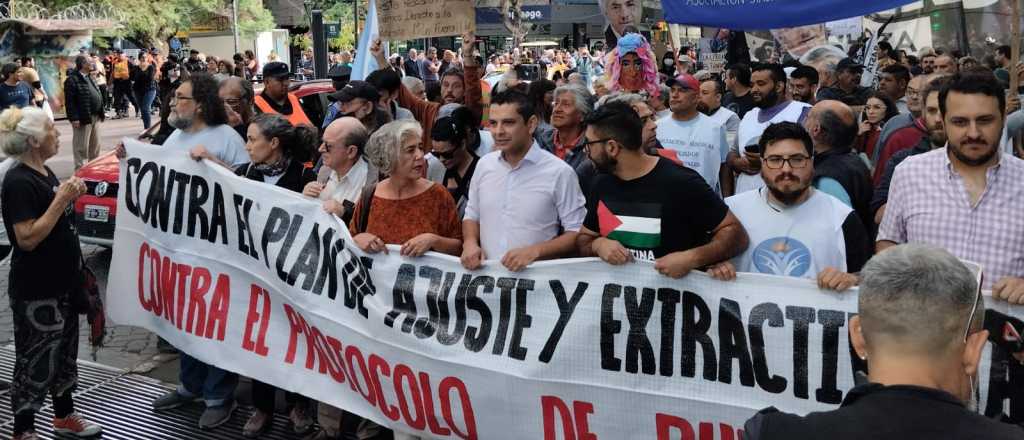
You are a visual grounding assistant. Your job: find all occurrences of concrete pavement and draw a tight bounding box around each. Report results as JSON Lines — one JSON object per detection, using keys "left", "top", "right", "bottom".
{"left": 50, "top": 115, "right": 148, "bottom": 180}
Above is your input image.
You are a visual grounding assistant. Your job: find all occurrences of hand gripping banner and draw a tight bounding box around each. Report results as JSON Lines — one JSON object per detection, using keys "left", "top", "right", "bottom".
{"left": 108, "top": 140, "right": 1024, "bottom": 439}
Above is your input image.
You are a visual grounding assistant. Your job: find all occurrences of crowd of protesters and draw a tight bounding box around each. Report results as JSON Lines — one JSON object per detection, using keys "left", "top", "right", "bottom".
{"left": 0, "top": 24, "right": 1024, "bottom": 438}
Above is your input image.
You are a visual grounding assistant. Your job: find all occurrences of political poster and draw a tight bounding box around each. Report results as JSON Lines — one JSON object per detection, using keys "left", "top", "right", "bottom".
{"left": 374, "top": 0, "right": 475, "bottom": 41}
{"left": 108, "top": 141, "right": 1024, "bottom": 438}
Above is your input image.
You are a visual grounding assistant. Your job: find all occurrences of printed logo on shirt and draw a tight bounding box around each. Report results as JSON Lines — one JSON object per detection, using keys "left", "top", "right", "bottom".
{"left": 597, "top": 200, "right": 661, "bottom": 262}
{"left": 752, "top": 237, "right": 811, "bottom": 277}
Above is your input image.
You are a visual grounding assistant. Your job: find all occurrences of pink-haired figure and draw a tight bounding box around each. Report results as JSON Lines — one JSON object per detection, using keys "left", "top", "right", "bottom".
{"left": 604, "top": 33, "right": 660, "bottom": 99}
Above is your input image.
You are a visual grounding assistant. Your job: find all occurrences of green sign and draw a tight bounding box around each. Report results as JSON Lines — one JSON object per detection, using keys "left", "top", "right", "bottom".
{"left": 326, "top": 23, "right": 340, "bottom": 38}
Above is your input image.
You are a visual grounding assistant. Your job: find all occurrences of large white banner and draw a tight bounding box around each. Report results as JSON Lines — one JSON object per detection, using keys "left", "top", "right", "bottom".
{"left": 108, "top": 141, "right": 1024, "bottom": 438}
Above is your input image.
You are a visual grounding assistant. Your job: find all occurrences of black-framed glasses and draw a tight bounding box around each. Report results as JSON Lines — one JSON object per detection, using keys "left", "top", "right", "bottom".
{"left": 172, "top": 95, "right": 194, "bottom": 103}
{"left": 637, "top": 113, "right": 656, "bottom": 124}
{"left": 223, "top": 98, "right": 243, "bottom": 108}
{"left": 763, "top": 155, "right": 811, "bottom": 169}
{"left": 582, "top": 138, "right": 611, "bottom": 153}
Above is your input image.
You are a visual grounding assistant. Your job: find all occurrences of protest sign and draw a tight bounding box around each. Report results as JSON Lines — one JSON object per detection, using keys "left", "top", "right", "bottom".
{"left": 109, "top": 141, "right": 1024, "bottom": 438}
{"left": 698, "top": 38, "right": 725, "bottom": 73}
{"left": 375, "top": 0, "right": 475, "bottom": 41}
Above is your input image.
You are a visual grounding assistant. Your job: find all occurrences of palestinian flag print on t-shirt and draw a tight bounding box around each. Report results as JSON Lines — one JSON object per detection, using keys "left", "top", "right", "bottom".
{"left": 597, "top": 200, "right": 662, "bottom": 250}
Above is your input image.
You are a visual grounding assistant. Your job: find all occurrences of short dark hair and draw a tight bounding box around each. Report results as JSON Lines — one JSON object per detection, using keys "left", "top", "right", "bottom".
{"left": 74, "top": 55, "right": 90, "bottom": 70}
{"left": 490, "top": 89, "right": 535, "bottom": 123}
{"left": 431, "top": 106, "right": 480, "bottom": 152}
{"left": 1, "top": 63, "right": 18, "bottom": 80}
{"left": 584, "top": 101, "right": 643, "bottom": 151}
{"left": 816, "top": 105, "right": 858, "bottom": 149}
{"left": 701, "top": 78, "right": 723, "bottom": 95}
{"left": 939, "top": 71, "right": 1005, "bottom": 116}
{"left": 441, "top": 65, "right": 465, "bottom": 82}
{"left": 921, "top": 76, "right": 951, "bottom": 106}
{"left": 341, "top": 121, "right": 370, "bottom": 156}
{"left": 790, "top": 65, "right": 819, "bottom": 85}
{"left": 727, "top": 63, "right": 752, "bottom": 88}
{"left": 365, "top": 68, "right": 402, "bottom": 94}
{"left": 881, "top": 64, "right": 911, "bottom": 84}
{"left": 752, "top": 63, "right": 787, "bottom": 85}
{"left": 759, "top": 122, "right": 814, "bottom": 157}
{"left": 19, "top": 57, "right": 32, "bottom": 66}
{"left": 877, "top": 41, "right": 895, "bottom": 59}
{"left": 249, "top": 113, "right": 318, "bottom": 162}
{"left": 186, "top": 73, "right": 229, "bottom": 126}
{"left": 997, "top": 45, "right": 1012, "bottom": 59}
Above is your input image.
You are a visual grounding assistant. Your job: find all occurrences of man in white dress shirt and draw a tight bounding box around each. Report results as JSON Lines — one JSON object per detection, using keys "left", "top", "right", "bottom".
{"left": 461, "top": 90, "right": 587, "bottom": 272}
{"left": 304, "top": 117, "right": 377, "bottom": 224}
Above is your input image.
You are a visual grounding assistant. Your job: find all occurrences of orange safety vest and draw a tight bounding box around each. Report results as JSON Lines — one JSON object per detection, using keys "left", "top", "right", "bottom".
{"left": 112, "top": 60, "right": 130, "bottom": 80}
{"left": 254, "top": 93, "right": 313, "bottom": 127}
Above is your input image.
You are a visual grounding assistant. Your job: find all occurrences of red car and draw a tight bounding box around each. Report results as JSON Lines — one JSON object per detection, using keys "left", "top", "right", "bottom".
{"left": 74, "top": 79, "right": 337, "bottom": 246}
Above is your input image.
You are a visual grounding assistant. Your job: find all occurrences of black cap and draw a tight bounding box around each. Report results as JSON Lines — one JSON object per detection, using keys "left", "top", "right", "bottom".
{"left": 837, "top": 58, "right": 864, "bottom": 72}
{"left": 262, "top": 61, "right": 291, "bottom": 79}
{"left": 329, "top": 80, "right": 380, "bottom": 103}
{"left": 190, "top": 49, "right": 200, "bottom": 54}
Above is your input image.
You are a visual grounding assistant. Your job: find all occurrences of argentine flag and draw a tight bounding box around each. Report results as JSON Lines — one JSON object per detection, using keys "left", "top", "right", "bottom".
{"left": 350, "top": 0, "right": 387, "bottom": 81}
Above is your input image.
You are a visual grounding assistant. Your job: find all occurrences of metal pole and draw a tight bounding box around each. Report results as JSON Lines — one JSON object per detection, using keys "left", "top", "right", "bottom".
{"left": 312, "top": 9, "right": 328, "bottom": 79}
{"left": 231, "top": 0, "right": 240, "bottom": 54}
{"left": 354, "top": 0, "right": 360, "bottom": 47}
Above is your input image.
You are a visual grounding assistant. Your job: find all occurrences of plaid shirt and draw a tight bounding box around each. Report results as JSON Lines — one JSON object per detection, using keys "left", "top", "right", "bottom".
{"left": 878, "top": 148, "right": 1024, "bottom": 290}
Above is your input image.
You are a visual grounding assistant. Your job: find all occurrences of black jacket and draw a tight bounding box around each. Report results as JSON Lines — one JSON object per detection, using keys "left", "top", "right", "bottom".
{"left": 403, "top": 59, "right": 421, "bottom": 79}
{"left": 745, "top": 383, "right": 1024, "bottom": 440}
{"left": 63, "top": 69, "right": 103, "bottom": 124}
{"left": 814, "top": 146, "right": 874, "bottom": 238}
{"left": 235, "top": 158, "right": 316, "bottom": 194}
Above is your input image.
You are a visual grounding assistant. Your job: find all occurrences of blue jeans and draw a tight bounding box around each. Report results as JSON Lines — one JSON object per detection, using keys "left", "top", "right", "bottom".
{"left": 135, "top": 88, "right": 156, "bottom": 129}
{"left": 178, "top": 353, "right": 237, "bottom": 406}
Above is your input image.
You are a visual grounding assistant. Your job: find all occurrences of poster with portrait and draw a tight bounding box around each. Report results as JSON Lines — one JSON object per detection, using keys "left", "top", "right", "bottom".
{"left": 600, "top": 0, "right": 642, "bottom": 49}
{"left": 769, "top": 24, "right": 831, "bottom": 63}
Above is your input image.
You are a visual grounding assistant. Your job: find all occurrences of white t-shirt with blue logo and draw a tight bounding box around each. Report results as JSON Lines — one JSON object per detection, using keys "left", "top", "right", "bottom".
{"left": 725, "top": 188, "right": 851, "bottom": 278}
{"left": 656, "top": 113, "right": 728, "bottom": 195}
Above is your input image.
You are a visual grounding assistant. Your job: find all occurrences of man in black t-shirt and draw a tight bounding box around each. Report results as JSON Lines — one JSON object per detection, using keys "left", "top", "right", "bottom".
{"left": 576, "top": 102, "right": 749, "bottom": 278}
{"left": 722, "top": 63, "right": 755, "bottom": 119}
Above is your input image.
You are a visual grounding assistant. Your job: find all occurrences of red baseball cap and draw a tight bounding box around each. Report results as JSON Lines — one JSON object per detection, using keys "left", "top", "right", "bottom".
{"left": 666, "top": 73, "right": 699, "bottom": 91}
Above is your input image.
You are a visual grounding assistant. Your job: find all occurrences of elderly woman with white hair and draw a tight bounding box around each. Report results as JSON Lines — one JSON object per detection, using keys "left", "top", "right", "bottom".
{"left": 0, "top": 107, "right": 102, "bottom": 439}
{"left": 350, "top": 119, "right": 462, "bottom": 257}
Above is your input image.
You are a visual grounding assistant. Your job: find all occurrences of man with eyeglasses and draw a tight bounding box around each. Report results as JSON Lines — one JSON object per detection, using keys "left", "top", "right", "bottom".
{"left": 118, "top": 73, "right": 248, "bottom": 430}
{"left": 708, "top": 122, "right": 869, "bottom": 290}
{"left": 218, "top": 76, "right": 255, "bottom": 141}
{"left": 869, "top": 74, "right": 939, "bottom": 184}
{"left": 743, "top": 244, "right": 1024, "bottom": 439}
{"left": 656, "top": 73, "right": 733, "bottom": 196}
{"left": 577, "top": 102, "right": 748, "bottom": 275}
{"left": 305, "top": 117, "right": 376, "bottom": 225}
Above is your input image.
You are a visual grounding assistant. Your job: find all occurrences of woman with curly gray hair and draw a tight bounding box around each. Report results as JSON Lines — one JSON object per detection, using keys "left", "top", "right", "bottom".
{"left": 0, "top": 106, "right": 102, "bottom": 439}
{"left": 350, "top": 119, "right": 462, "bottom": 257}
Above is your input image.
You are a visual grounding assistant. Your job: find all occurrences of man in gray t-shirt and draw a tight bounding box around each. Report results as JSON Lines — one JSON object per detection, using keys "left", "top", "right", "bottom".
{"left": 117, "top": 74, "right": 248, "bottom": 171}
{"left": 115, "top": 73, "right": 247, "bottom": 430}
